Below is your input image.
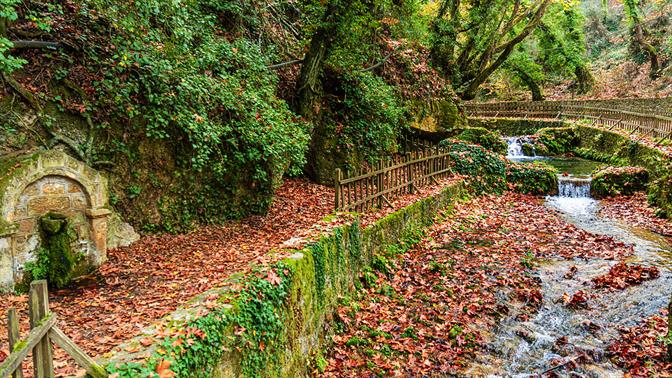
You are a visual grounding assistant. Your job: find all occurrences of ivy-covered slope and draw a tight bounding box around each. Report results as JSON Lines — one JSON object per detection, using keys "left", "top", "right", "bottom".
{"left": 0, "top": 1, "right": 314, "bottom": 231}
{"left": 0, "top": 0, "right": 468, "bottom": 230}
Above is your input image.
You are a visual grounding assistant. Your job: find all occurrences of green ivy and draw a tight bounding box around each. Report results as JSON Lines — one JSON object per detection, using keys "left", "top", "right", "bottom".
{"left": 107, "top": 262, "right": 295, "bottom": 378}
{"left": 0, "top": 0, "right": 26, "bottom": 73}
{"left": 441, "top": 140, "right": 508, "bottom": 194}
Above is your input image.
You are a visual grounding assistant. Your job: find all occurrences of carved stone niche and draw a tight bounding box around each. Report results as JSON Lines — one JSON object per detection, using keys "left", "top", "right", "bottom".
{"left": 0, "top": 150, "right": 111, "bottom": 291}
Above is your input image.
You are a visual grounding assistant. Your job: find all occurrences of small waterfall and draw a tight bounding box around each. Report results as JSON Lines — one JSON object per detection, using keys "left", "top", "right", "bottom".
{"left": 506, "top": 137, "right": 525, "bottom": 158}
{"left": 505, "top": 137, "right": 538, "bottom": 160}
{"left": 557, "top": 176, "right": 592, "bottom": 198}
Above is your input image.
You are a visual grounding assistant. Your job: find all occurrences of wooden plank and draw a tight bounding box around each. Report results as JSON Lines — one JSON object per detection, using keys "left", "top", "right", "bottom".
{"left": 334, "top": 169, "right": 342, "bottom": 211}
{"left": 48, "top": 327, "right": 107, "bottom": 378}
{"left": 0, "top": 315, "right": 56, "bottom": 378}
{"left": 7, "top": 309, "right": 23, "bottom": 378}
{"left": 29, "top": 281, "right": 53, "bottom": 378}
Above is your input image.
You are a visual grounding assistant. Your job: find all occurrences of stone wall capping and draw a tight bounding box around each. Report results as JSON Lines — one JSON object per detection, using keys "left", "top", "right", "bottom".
{"left": 86, "top": 208, "right": 112, "bottom": 219}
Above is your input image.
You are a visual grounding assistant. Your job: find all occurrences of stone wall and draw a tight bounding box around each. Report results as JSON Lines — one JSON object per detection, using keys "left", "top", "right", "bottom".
{"left": 103, "top": 181, "right": 467, "bottom": 377}
{"left": 0, "top": 149, "right": 112, "bottom": 290}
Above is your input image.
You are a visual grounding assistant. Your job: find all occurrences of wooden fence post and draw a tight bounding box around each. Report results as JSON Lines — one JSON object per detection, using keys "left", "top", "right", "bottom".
{"left": 376, "top": 161, "right": 383, "bottom": 208}
{"left": 334, "top": 168, "right": 342, "bottom": 211}
{"left": 29, "top": 280, "right": 53, "bottom": 378}
{"left": 406, "top": 153, "right": 414, "bottom": 194}
{"left": 7, "top": 309, "right": 23, "bottom": 378}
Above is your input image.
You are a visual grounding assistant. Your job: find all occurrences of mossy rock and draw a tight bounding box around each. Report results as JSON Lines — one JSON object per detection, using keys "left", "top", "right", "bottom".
{"left": 647, "top": 172, "right": 672, "bottom": 218}
{"left": 409, "top": 99, "right": 468, "bottom": 141}
{"left": 521, "top": 143, "right": 536, "bottom": 157}
{"left": 535, "top": 127, "right": 578, "bottom": 155}
{"left": 506, "top": 162, "right": 558, "bottom": 195}
{"left": 21, "top": 213, "right": 79, "bottom": 290}
{"left": 591, "top": 166, "right": 649, "bottom": 198}
{"left": 456, "top": 127, "right": 507, "bottom": 155}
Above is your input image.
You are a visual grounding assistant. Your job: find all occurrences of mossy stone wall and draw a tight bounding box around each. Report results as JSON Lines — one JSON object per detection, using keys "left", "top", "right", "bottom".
{"left": 468, "top": 118, "right": 565, "bottom": 136}
{"left": 104, "top": 181, "right": 466, "bottom": 377}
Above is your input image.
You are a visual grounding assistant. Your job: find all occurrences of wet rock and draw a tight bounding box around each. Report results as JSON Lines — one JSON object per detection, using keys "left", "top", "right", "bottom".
{"left": 513, "top": 326, "right": 536, "bottom": 343}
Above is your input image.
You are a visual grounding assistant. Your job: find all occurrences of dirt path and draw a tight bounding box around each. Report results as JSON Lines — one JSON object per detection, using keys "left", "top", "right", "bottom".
{"left": 0, "top": 178, "right": 334, "bottom": 377}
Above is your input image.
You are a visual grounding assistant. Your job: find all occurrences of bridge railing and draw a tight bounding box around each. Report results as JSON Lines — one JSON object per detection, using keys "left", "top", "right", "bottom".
{"left": 465, "top": 101, "right": 672, "bottom": 141}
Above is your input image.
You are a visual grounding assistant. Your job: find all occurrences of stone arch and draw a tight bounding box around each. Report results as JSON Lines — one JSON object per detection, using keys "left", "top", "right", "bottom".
{"left": 0, "top": 150, "right": 111, "bottom": 290}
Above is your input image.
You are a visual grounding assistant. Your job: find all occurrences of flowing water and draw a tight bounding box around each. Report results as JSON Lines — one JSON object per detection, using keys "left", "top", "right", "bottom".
{"left": 465, "top": 153, "right": 672, "bottom": 377}
{"left": 506, "top": 137, "right": 539, "bottom": 161}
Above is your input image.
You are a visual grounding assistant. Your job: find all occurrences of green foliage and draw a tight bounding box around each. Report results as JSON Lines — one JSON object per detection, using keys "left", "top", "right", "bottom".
{"left": 456, "top": 127, "right": 508, "bottom": 155}
{"left": 0, "top": 0, "right": 26, "bottom": 73}
{"left": 591, "top": 166, "right": 649, "bottom": 198}
{"left": 506, "top": 162, "right": 558, "bottom": 195}
{"left": 106, "top": 263, "right": 295, "bottom": 378}
{"left": 326, "top": 72, "right": 407, "bottom": 164}
{"left": 440, "top": 140, "right": 508, "bottom": 194}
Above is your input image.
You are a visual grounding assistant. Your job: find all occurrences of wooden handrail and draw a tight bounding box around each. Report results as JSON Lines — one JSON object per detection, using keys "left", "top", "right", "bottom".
{"left": 1, "top": 281, "right": 107, "bottom": 378}
{"left": 465, "top": 100, "right": 672, "bottom": 140}
{"left": 0, "top": 314, "right": 56, "bottom": 378}
{"left": 334, "top": 147, "right": 452, "bottom": 212}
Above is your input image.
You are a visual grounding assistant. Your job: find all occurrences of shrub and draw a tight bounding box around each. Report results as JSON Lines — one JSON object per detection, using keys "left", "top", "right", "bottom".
{"left": 456, "top": 127, "right": 508, "bottom": 155}
{"left": 440, "top": 140, "right": 558, "bottom": 195}
{"left": 591, "top": 166, "right": 649, "bottom": 198}
{"left": 441, "top": 140, "right": 508, "bottom": 194}
{"left": 507, "top": 162, "right": 558, "bottom": 195}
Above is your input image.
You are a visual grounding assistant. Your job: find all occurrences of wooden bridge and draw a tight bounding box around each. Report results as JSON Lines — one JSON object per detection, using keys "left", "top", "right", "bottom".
{"left": 465, "top": 100, "right": 672, "bottom": 141}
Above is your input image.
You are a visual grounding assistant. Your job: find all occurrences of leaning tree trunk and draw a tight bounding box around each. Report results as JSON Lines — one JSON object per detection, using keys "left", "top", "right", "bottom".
{"left": 632, "top": 23, "right": 661, "bottom": 79}
{"left": 515, "top": 68, "right": 544, "bottom": 101}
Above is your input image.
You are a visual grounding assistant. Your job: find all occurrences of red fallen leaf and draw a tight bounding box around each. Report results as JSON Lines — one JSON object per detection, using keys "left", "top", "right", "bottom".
{"left": 140, "top": 337, "right": 154, "bottom": 347}
{"left": 564, "top": 290, "right": 589, "bottom": 309}
{"left": 259, "top": 341, "right": 266, "bottom": 351}
{"left": 266, "top": 269, "right": 282, "bottom": 286}
{"left": 593, "top": 262, "right": 660, "bottom": 290}
{"left": 156, "top": 359, "right": 175, "bottom": 378}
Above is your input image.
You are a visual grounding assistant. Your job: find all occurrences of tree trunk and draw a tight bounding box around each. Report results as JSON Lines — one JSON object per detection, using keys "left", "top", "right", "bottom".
{"left": 459, "top": 0, "right": 551, "bottom": 100}
{"left": 295, "top": 27, "right": 331, "bottom": 123}
{"left": 632, "top": 22, "right": 661, "bottom": 79}
{"left": 574, "top": 65, "right": 594, "bottom": 94}
{"left": 515, "top": 68, "right": 544, "bottom": 101}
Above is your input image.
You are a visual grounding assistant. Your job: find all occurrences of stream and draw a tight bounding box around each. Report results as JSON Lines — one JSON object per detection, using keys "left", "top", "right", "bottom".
{"left": 466, "top": 138, "right": 672, "bottom": 377}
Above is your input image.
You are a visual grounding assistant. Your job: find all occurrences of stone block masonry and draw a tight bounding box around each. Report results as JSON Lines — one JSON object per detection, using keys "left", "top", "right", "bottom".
{"left": 0, "top": 149, "right": 111, "bottom": 291}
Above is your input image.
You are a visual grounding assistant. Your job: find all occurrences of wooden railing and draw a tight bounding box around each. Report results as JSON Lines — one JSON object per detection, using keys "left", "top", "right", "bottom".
{"left": 465, "top": 101, "right": 672, "bottom": 141}
{"left": 334, "top": 147, "right": 452, "bottom": 212}
{"left": 0, "top": 281, "right": 106, "bottom": 378}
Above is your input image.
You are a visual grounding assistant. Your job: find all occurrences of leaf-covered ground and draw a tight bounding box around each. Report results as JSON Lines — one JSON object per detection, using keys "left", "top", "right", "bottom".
{"left": 0, "top": 178, "right": 334, "bottom": 377}
{"left": 599, "top": 193, "right": 672, "bottom": 236}
{"left": 608, "top": 311, "right": 672, "bottom": 377}
{"left": 0, "top": 175, "right": 462, "bottom": 376}
{"left": 321, "top": 193, "right": 633, "bottom": 377}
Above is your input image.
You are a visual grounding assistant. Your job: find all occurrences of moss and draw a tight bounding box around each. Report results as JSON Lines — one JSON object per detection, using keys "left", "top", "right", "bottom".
{"left": 22, "top": 212, "right": 78, "bottom": 290}
{"left": 535, "top": 127, "right": 578, "bottom": 155}
{"left": 506, "top": 162, "right": 558, "bottom": 195}
{"left": 456, "top": 127, "right": 508, "bottom": 155}
{"left": 575, "top": 125, "right": 672, "bottom": 215}
{"left": 103, "top": 181, "right": 467, "bottom": 378}
{"left": 591, "top": 166, "right": 649, "bottom": 198}
{"left": 467, "top": 118, "right": 565, "bottom": 136}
